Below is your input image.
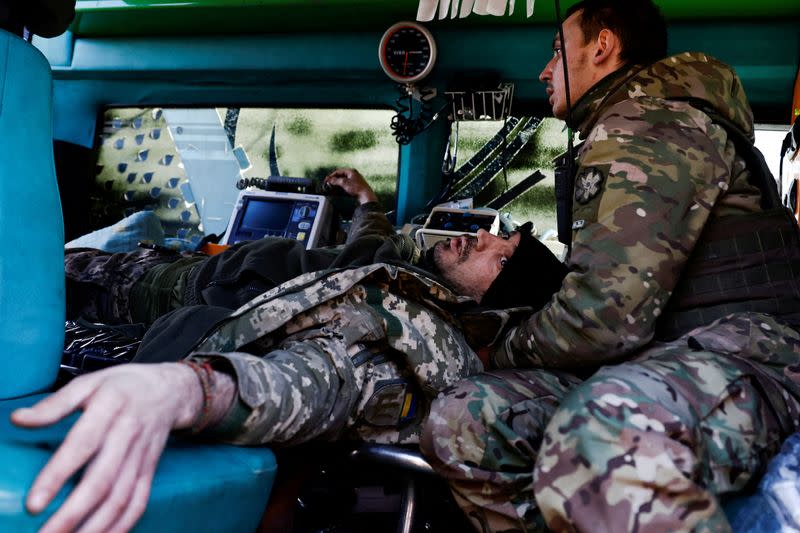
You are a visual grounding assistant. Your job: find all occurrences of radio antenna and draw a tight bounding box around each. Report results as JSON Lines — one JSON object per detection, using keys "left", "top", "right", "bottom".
{"left": 553, "top": 0, "right": 576, "bottom": 248}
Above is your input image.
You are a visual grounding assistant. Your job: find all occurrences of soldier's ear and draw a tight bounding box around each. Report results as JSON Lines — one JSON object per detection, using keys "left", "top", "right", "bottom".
{"left": 592, "top": 29, "right": 621, "bottom": 67}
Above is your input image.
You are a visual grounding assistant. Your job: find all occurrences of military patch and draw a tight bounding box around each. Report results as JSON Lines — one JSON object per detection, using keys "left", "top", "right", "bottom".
{"left": 574, "top": 167, "right": 604, "bottom": 204}
{"left": 363, "top": 379, "right": 409, "bottom": 427}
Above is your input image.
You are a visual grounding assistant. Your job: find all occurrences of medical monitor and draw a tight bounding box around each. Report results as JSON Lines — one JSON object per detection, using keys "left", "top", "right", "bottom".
{"left": 223, "top": 189, "right": 332, "bottom": 249}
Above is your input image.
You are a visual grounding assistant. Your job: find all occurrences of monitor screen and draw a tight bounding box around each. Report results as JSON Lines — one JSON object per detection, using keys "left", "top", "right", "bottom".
{"left": 240, "top": 198, "right": 294, "bottom": 233}
{"left": 224, "top": 190, "right": 331, "bottom": 248}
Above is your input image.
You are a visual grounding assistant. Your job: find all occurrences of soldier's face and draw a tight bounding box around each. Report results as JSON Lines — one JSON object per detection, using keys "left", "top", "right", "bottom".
{"left": 433, "top": 230, "right": 521, "bottom": 302}
{"left": 539, "top": 11, "right": 594, "bottom": 120}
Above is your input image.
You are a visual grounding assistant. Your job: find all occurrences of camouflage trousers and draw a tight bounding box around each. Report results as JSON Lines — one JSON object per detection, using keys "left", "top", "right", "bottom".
{"left": 65, "top": 247, "right": 204, "bottom": 325}
{"left": 421, "top": 313, "right": 800, "bottom": 533}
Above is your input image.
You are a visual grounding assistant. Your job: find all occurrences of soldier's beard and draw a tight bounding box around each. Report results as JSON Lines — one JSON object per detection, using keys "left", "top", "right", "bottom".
{"left": 456, "top": 237, "right": 476, "bottom": 263}
{"left": 424, "top": 247, "right": 440, "bottom": 274}
{"left": 430, "top": 236, "right": 474, "bottom": 263}
{"left": 428, "top": 238, "right": 477, "bottom": 298}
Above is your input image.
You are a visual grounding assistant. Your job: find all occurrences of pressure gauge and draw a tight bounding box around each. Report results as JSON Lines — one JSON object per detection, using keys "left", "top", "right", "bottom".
{"left": 378, "top": 22, "right": 437, "bottom": 84}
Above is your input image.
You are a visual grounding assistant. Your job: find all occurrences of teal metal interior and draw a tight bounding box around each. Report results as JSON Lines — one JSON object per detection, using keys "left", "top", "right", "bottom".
{"left": 35, "top": 0, "right": 800, "bottom": 222}
{"left": 67, "top": 0, "right": 800, "bottom": 36}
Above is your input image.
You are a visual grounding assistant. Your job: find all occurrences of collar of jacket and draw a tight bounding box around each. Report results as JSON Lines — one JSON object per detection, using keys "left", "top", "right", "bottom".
{"left": 567, "top": 52, "right": 754, "bottom": 141}
{"left": 567, "top": 62, "right": 643, "bottom": 137}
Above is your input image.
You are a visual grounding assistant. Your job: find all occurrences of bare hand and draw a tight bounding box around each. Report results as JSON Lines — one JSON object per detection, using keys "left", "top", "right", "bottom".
{"left": 324, "top": 168, "right": 379, "bottom": 205}
{"left": 11, "top": 363, "right": 203, "bottom": 533}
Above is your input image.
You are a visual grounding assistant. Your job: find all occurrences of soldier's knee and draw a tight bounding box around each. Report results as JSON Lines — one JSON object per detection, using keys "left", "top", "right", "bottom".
{"left": 531, "top": 395, "right": 604, "bottom": 527}
{"left": 532, "top": 378, "right": 634, "bottom": 476}
{"left": 531, "top": 375, "right": 678, "bottom": 523}
{"left": 420, "top": 378, "right": 482, "bottom": 462}
{"left": 423, "top": 371, "right": 554, "bottom": 471}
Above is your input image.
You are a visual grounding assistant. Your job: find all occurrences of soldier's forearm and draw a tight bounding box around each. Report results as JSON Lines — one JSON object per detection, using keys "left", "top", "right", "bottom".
{"left": 171, "top": 363, "right": 237, "bottom": 432}
{"left": 186, "top": 344, "right": 348, "bottom": 445}
{"left": 208, "top": 369, "right": 237, "bottom": 428}
{"left": 346, "top": 202, "right": 394, "bottom": 244}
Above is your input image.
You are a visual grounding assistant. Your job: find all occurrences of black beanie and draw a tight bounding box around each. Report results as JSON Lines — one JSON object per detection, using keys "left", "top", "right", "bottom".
{"left": 480, "top": 222, "right": 568, "bottom": 310}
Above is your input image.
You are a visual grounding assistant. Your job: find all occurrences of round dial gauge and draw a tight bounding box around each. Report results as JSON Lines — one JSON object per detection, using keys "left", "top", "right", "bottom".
{"left": 379, "top": 22, "right": 437, "bottom": 84}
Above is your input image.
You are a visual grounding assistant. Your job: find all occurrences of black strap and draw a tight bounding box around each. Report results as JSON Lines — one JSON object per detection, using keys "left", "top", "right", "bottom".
{"left": 678, "top": 98, "right": 781, "bottom": 210}
{"left": 656, "top": 297, "right": 800, "bottom": 341}
{"left": 557, "top": 101, "right": 781, "bottom": 245}
{"left": 659, "top": 210, "right": 800, "bottom": 339}
{"left": 554, "top": 148, "right": 578, "bottom": 246}
{"left": 486, "top": 170, "right": 547, "bottom": 211}
{"left": 685, "top": 261, "right": 796, "bottom": 296}
{"left": 688, "top": 219, "right": 799, "bottom": 265}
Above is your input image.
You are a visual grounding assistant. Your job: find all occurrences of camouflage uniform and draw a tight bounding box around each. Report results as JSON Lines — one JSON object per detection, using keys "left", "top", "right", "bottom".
{"left": 185, "top": 263, "right": 484, "bottom": 445}
{"left": 421, "top": 53, "right": 800, "bottom": 532}
{"left": 65, "top": 246, "right": 195, "bottom": 324}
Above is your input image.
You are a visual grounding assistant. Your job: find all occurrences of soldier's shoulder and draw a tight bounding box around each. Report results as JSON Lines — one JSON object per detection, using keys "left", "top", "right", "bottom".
{"left": 587, "top": 97, "right": 713, "bottom": 150}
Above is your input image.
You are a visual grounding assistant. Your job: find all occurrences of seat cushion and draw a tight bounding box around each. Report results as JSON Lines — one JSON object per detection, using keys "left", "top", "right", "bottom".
{"left": 0, "top": 394, "right": 277, "bottom": 532}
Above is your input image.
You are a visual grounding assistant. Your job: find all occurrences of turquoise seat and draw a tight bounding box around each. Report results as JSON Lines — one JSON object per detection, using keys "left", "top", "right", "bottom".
{"left": 0, "top": 27, "right": 64, "bottom": 398}
{"left": 0, "top": 395, "right": 277, "bottom": 532}
{"left": 0, "top": 28, "right": 277, "bottom": 531}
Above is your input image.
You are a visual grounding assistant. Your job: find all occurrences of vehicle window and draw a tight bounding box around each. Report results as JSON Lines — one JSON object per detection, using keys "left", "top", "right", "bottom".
{"left": 92, "top": 107, "right": 398, "bottom": 244}
{"left": 453, "top": 122, "right": 793, "bottom": 239}
{"left": 450, "top": 117, "right": 567, "bottom": 239}
{"left": 755, "top": 124, "right": 792, "bottom": 185}
{"left": 755, "top": 124, "right": 797, "bottom": 216}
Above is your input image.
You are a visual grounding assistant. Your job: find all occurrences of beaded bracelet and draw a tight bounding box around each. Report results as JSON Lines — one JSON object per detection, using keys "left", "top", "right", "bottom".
{"left": 179, "top": 360, "right": 215, "bottom": 434}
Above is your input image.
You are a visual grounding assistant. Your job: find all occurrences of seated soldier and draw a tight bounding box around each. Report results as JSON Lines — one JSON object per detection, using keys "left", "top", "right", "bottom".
{"left": 12, "top": 168, "right": 567, "bottom": 533}
{"left": 420, "top": 2, "right": 800, "bottom": 532}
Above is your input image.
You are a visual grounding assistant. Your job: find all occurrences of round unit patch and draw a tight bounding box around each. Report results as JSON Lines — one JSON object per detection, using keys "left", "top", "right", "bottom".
{"left": 574, "top": 167, "right": 605, "bottom": 204}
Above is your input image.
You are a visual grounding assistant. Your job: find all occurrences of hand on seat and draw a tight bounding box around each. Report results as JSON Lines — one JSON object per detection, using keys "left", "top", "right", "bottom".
{"left": 10, "top": 363, "right": 203, "bottom": 533}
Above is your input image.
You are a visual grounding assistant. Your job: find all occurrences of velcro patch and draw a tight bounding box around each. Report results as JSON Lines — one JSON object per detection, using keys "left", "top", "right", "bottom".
{"left": 574, "top": 167, "right": 605, "bottom": 204}
{"left": 363, "top": 380, "right": 414, "bottom": 427}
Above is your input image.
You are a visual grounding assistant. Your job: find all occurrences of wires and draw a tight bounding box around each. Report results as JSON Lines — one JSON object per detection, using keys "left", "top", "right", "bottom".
{"left": 390, "top": 85, "right": 447, "bottom": 145}
{"left": 554, "top": 0, "right": 576, "bottom": 248}
{"left": 442, "top": 120, "right": 459, "bottom": 175}
{"left": 236, "top": 177, "right": 270, "bottom": 191}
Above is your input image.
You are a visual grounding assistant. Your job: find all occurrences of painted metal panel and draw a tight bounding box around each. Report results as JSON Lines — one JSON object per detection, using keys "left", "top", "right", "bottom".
{"left": 70, "top": 0, "right": 800, "bottom": 37}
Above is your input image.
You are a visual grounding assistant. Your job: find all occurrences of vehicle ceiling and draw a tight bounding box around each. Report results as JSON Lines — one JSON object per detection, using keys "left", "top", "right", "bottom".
{"left": 36, "top": 0, "right": 799, "bottom": 150}
{"left": 71, "top": 0, "right": 800, "bottom": 36}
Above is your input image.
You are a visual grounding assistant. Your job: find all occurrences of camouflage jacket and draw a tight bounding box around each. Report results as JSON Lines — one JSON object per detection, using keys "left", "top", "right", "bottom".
{"left": 494, "top": 52, "right": 777, "bottom": 371}
{"left": 186, "top": 262, "right": 483, "bottom": 445}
